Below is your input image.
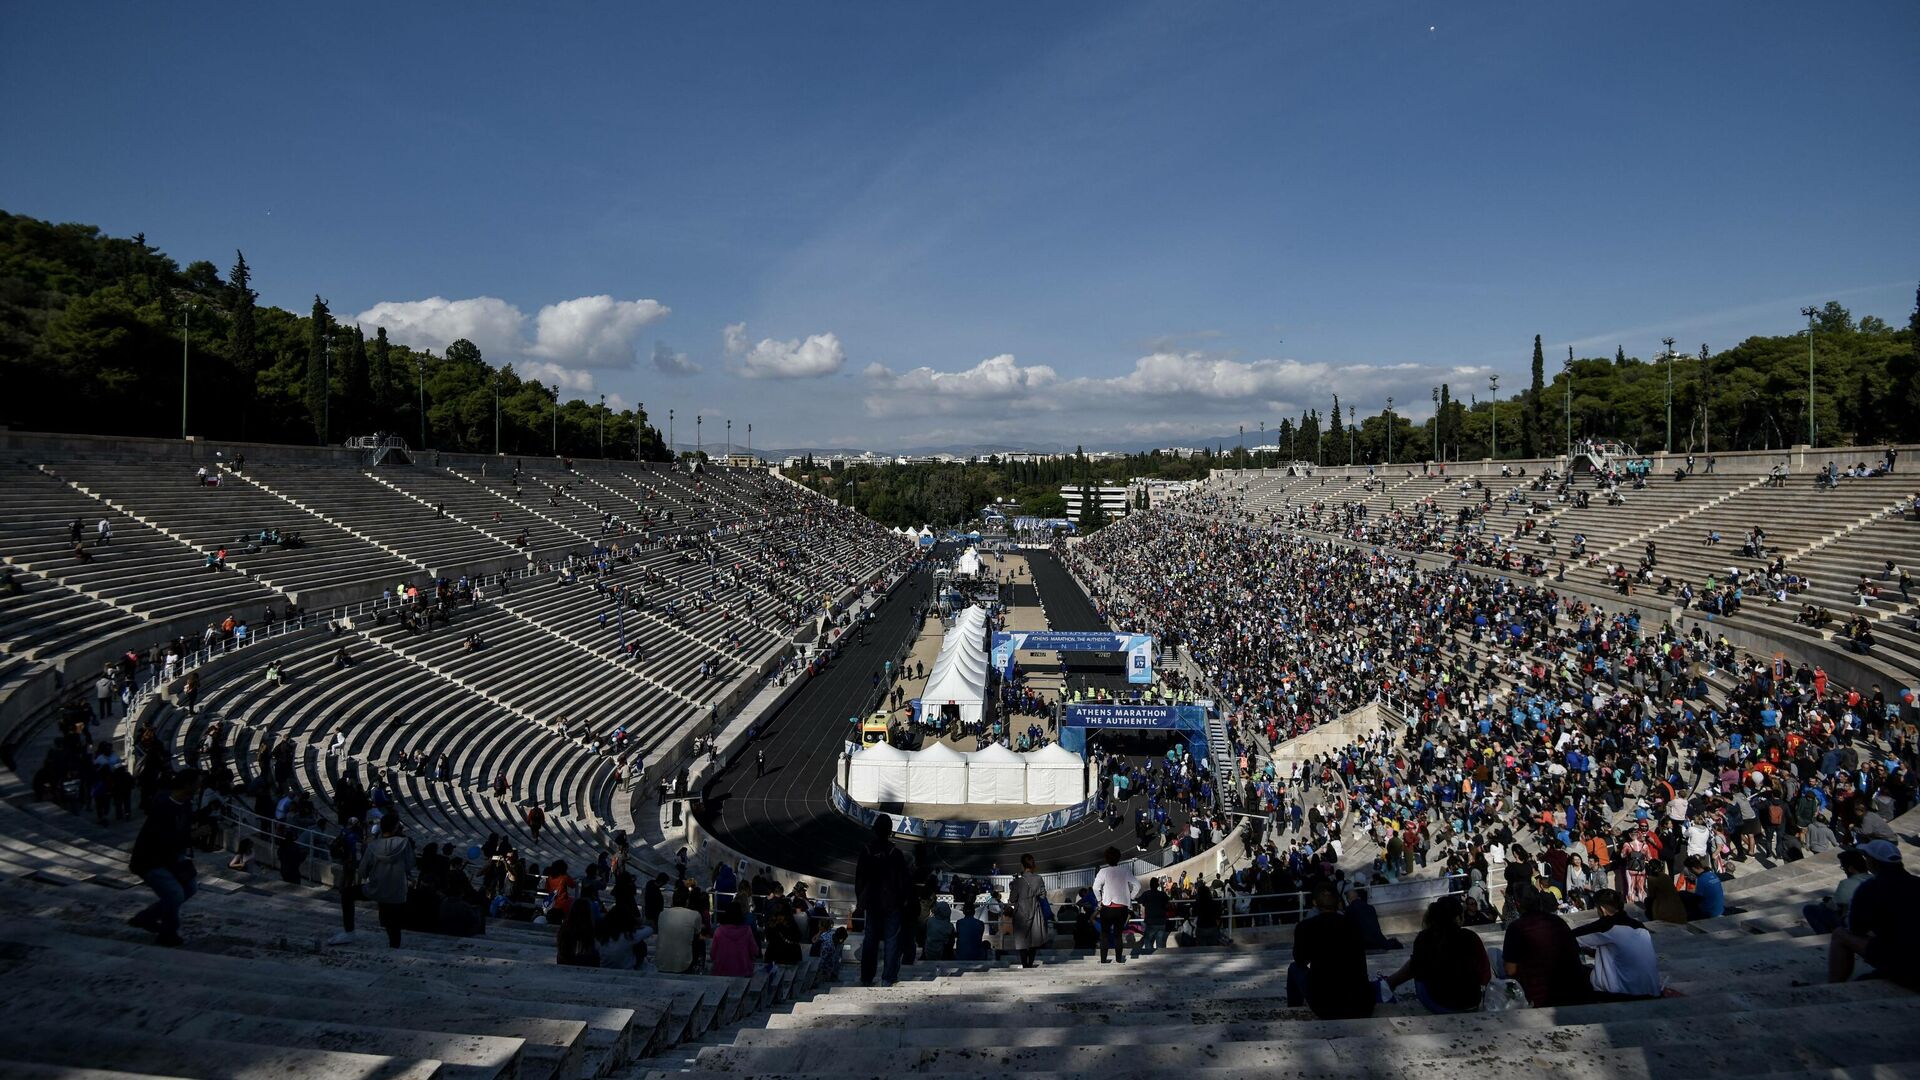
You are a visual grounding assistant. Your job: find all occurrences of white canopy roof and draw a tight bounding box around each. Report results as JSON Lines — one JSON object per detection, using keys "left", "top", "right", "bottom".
{"left": 953, "top": 547, "right": 982, "bottom": 577}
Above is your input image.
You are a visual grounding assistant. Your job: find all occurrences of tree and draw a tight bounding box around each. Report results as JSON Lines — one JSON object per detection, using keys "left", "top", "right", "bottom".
{"left": 1437, "top": 383, "right": 1453, "bottom": 459}
{"left": 1816, "top": 300, "right": 1854, "bottom": 337}
{"left": 369, "top": 327, "right": 392, "bottom": 424}
{"left": 305, "top": 295, "right": 332, "bottom": 442}
{"left": 1525, "top": 334, "right": 1545, "bottom": 456}
{"left": 1328, "top": 395, "right": 1345, "bottom": 465}
{"left": 228, "top": 250, "right": 257, "bottom": 436}
{"left": 1615, "top": 345, "right": 1627, "bottom": 367}
{"left": 340, "top": 324, "right": 371, "bottom": 435}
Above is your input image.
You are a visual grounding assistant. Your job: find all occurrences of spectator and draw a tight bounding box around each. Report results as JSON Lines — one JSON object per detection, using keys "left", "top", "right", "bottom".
{"left": 710, "top": 897, "right": 759, "bottom": 977}
{"left": 654, "top": 885, "right": 704, "bottom": 974}
{"left": 854, "top": 813, "right": 911, "bottom": 986}
{"left": 1680, "top": 855, "right": 1726, "bottom": 921}
{"left": 1009, "top": 853, "right": 1049, "bottom": 968}
{"left": 555, "top": 896, "right": 601, "bottom": 967}
{"left": 1385, "top": 896, "right": 1491, "bottom": 1014}
{"left": 1287, "top": 885, "right": 1376, "bottom": 1019}
{"left": 954, "top": 900, "right": 991, "bottom": 961}
{"left": 1092, "top": 846, "right": 1137, "bottom": 963}
{"left": 1574, "top": 889, "right": 1662, "bottom": 1001}
{"left": 359, "top": 813, "right": 416, "bottom": 948}
{"left": 923, "top": 900, "right": 956, "bottom": 961}
{"left": 127, "top": 771, "right": 201, "bottom": 947}
{"left": 1828, "top": 840, "right": 1920, "bottom": 989}
{"left": 1503, "top": 890, "right": 1591, "bottom": 1006}
{"left": 1805, "top": 849, "right": 1874, "bottom": 935}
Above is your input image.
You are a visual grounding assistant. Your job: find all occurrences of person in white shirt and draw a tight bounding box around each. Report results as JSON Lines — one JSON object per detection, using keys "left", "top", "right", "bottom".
{"left": 1574, "top": 889, "right": 1662, "bottom": 1000}
{"left": 1091, "top": 846, "right": 1138, "bottom": 964}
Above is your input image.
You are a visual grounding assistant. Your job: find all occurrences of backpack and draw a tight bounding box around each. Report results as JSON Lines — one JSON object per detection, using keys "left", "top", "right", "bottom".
{"left": 1766, "top": 801, "right": 1785, "bottom": 826}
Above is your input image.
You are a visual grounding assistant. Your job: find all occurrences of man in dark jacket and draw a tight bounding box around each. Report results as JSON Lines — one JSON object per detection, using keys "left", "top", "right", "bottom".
{"left": 129, "top": 770, "right": 201, "bottom": 946}
{"left": 1288, "top": 885, "right": 1376, "bottom": 1019}
{"left": 854, "top": 813, "right": 911, "bottom": 986}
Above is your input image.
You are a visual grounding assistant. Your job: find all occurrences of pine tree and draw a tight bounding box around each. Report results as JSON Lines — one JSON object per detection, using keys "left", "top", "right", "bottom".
{"left": 1328, "top": 395, "right": 1344, "bottom": 465}
{"left": 305, "top": 296, "right": 332, "bottom": 443}
{"left": 1438, "top": 384, "right": 1452, "bottom": 459}
{"left": 1525, "top": 334, "right": 1545, "bottom": 457}
{"left": 1615, "top": 345, "right": 1627, "bottom": 367}
{"left": 228, "top": 251, "right": 258, "bottom": 437}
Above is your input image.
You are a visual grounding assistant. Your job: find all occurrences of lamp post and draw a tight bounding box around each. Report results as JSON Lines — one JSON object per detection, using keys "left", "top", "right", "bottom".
{"left": 1259, "top": 420, "right": 1265, "bottom": 465}
{"left": 635, "top": 402, "right": 643, "bottom": 460}
{"left": 1801, "top": 306, "right": 1819, "bottom": 445}
{"left": 493, "top": 372, "right": 501, "bottom": 456}
{"left": 1663, "top": 337, "right": 1676, "bottom": 453}
{"left": 551, "top": 387, "right": 558, "bottom": 455}
{"left": 669, "top": 409, "right": 675, "bottom": 458}
{"left": 598, "top": 393, "right": 605, "bottom": 456}
{"left": 180, "top": 304, "right": 194, "bottom": 439}
{"left": 747, "top": 422, "right": 752, "bottom": 463}
{"left": 1488, "top": 374, "right": 1500, "bottom": 460}
{"left": 1563, "top": 348, "right": 1573, "bottom": 454}
{"left": 727, "top": 419, "right": 733, "bottom": 459}
{"left": 322, "top": 336, "right": 331, "bottom": 446}
{"left": 1385, "top": 397, "right": 1394, "bottom": 464}
{"left": 1238, "top": 424, "right": 1244, "bottom": 463}
{"left": 696, "top": 414, "right": 702, "bottom": 460}
{"left": 1347, "top": 404, "right": 1355, "bottom": 465}
{"left": 1431, "top": 386, "right": 1440, "bottom": 462}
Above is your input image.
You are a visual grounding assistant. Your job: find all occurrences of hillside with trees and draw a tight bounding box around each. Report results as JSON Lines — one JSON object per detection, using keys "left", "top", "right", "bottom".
{"left": 0, "top": 210, "right": 668, "bottom": 459}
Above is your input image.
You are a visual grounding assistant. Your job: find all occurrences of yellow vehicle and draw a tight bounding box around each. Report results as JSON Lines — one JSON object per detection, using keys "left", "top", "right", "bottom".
{"left": 860, "top": 713, "right": 891, "bottom": 746}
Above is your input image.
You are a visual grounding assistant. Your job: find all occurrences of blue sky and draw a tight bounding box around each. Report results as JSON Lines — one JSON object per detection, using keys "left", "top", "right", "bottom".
{"left": 4, "top": 2, "right": 1916, "bottom": 450}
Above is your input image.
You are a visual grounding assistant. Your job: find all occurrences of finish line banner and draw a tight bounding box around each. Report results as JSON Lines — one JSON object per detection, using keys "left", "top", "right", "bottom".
{"left": 994, "top": 631, "right": 1156, "bottom": 684}
{"left": 1063, "top": 703, "right": 1207, "bottom": 730}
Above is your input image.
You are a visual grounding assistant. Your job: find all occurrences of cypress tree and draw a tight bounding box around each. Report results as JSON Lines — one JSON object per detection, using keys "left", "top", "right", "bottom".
{"left": 305, "top": 296, "right": 332, "bottom": 443}
{"left": 1328, "top": 395, "right": 1344, "bottom": 465}
{"left": 341, "top": 325, "right": 372, "bottom": 435}
{"left": 1526, "top": 334, "right": 1545, "bottom": 456}
{"left": 228, "top": 251, "right": 258, "bottom": 437}
{"left": 369, "top": 327, "right": 395, "bottom": 430}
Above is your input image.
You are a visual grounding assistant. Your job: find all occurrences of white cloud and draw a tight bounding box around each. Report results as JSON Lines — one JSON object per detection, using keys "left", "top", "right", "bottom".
{"left": 864, "top": 353, "right": 1059, "bottom": 417}
{"left": 652, "top": 341, "right": 700, "bottom": 376}
{"left": 355, "top": 296, "right": 527, "bottom": 359}
{"left": 724, "top": 322, "right": 846, "bottom": 380}
{"left": 529, "top": 295, "right": 668, "bottom": 369}
{"left": 518, "top": 360, "right": 597, "bottom": 393}
{"left": 353, "top": 293, "right": 670, "bottom": 392}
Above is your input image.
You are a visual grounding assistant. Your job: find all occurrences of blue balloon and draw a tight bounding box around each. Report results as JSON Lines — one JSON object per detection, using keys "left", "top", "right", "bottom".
{"left": 467, "top": 846, "right": 483, "bottom": 861}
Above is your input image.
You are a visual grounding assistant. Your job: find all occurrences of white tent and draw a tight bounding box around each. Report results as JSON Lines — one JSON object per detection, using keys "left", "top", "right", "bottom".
{"left": 920, "top": 644, "right": 987, "bottom": 727}
{"left": 953, "top": 547, "right": 983, "bottom": 577}
{"left": 1023, "top": 742, "right": 1086, "bottom": 805}
{"left": 906, "top": 741, "right": 970, "bottom": 804}
{"left": 846, "top": 742, "right": 911, "bottom": 804}
{"left": 966, "top": 742, "right": 1027, "bottom": 804}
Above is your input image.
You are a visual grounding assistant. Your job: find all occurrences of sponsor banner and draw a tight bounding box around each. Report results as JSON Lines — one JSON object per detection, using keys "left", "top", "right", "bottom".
{"left": 1124, "top": 632, "right": 1155, "bottom": 684}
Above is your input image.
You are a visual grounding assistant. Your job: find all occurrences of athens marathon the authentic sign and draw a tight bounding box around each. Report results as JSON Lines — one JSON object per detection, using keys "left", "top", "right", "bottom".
{"left": 1062, "top": 703, "right": 1204, "bottom": 729}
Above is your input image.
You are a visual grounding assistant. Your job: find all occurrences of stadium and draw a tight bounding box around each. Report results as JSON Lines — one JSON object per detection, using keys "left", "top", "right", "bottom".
{"left": 3, "top": 5, "right": 1919, "bottom": 1079}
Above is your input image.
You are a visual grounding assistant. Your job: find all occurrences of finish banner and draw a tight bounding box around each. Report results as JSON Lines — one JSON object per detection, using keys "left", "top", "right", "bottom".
{"left": 992, "top": 630, "right": 1156, "bottom": 684}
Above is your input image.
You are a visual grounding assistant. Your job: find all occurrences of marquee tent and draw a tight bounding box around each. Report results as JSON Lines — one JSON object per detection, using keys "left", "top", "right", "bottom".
{"left": 965, "top": 742, "right": 1027, "bottom": 804}
{"left": 846, "top": 742, "right": 911, "bottom": 803}
{"left": 953, "top": 547, "right": 983, "bottom": 577}
{"left": 906, "top": 741, "right": 970, "bottom": 804}
{"left": 1023, "top": 742, "right": 1087, "bottom": 805}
